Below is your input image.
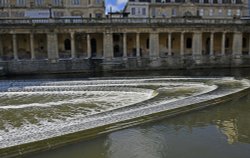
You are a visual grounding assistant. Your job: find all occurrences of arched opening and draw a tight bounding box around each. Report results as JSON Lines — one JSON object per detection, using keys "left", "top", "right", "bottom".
{"left": 114, "top": 45, "right": 122, "bottom": 57}
{"left": 225, "top": 38, "right": 230, "bottom": 49}
{"left": 205, "top": 38, "right": 210, "bottom": 55}
{"left": 64, "top": 39, "right": 71, "bottom": 51}
{"left": 243, "top": 37, "right": 247, "bottom": 48}
{"left": 146, "top": 38, "right": 149, "bottom": 49}
{"left": 91, "top": 38, "right": 97, "bottom": 57}
{"left": 186, "top": 38, "right": 192, "bottom": 49}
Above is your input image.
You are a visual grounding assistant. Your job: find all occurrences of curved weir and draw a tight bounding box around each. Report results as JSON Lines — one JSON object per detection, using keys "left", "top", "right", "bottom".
{"left": 0, "top": 77, "right": 249, "bottom": 157}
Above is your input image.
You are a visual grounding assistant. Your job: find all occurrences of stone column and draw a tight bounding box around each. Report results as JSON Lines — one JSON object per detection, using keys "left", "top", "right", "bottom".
{"left": 168, "top": 33, "right": 172, "bottom": 56}
{"left": 221, "top": 32, "right": 226, "bottom": 55}
{"left": 47, "top": 33, "right": 59, "bottom": 60}
{"left": 149, "top": 32, "right": 159, "bottom": 58}
{"left": 192, "top": 32, "right": 202, "bottom": 56}
{"left": 210, "top": 32, "right": 214, "bottom": 56}
{"left": 123, "top": 33, "right": 127, "bottom": 59}
{"left": 136, "top": 32, "right": 140, "bottom": 58}
{"left": 232, "top": 32, "right": 242, "bottom": 55}
{"left": 30, "top": 33, "right": 35, "bottom": 60}
{"left": 248, "top": 34, "right": 250, "bottom": 55}
{"left": 103, "top": 32, "right": 113, "bottom": 59}
{"left": 180, "top": 32, "right": 184, "bottom": 56}
{"left": 12, "top": 34, "right": 18, "bottom": 60}
{"left": 87, "top": 34, "right": 91, "bottom": 58}
{"left": 70, "top": 32, "right": 76, "bottom": 59}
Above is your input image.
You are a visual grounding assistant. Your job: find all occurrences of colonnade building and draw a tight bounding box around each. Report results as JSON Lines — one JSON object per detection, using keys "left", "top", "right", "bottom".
{"left": 0, "top": 1, "right": 250, "bottom": 74}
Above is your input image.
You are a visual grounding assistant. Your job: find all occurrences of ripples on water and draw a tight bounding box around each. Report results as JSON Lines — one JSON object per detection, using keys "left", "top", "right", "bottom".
{"left": 26, "top": 94, "right": 250, "bottom": 158}
{"left": 0, "top": 76, "right": 250, "bottom": 158}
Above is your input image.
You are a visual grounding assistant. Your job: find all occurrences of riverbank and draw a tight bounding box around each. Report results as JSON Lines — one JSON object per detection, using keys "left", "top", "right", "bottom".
{"left": 1, "top": 56, "right": 250, "bottom": 76}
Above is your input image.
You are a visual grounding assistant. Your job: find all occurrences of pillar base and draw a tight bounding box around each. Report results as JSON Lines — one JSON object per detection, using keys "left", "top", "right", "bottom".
{"left": 234, "top": 54, "right": 242, "bottom": 59}
{"left": 49, "top": 59, "right": 58, "bottom": 64}
{"left": 123, "top": 57, "right": 128, "bottom": 61}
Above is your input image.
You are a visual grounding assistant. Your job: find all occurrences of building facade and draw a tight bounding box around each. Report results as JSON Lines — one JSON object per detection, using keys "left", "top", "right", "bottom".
{"left": 0, "top": 18, "right": 250, "bottom": 74}
{"left": 124, "top": 0, "right": 248, "bottom": 18}
{"left": 0, "top": 0, "right": 105, "bottom": 18}
{"left": 0, "top": 2, "right": 250, "bottom": 74}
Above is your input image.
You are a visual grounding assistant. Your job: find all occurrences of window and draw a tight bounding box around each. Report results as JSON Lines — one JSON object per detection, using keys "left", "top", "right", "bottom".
{"left": 142, "top": 8, "right": 146, "bottom": 16}
{"left": 152, "top": 8, "right": 156, "bottom": 17}
{"left": 131, "top": 8, "right": 136, "bottom": 15}
{"left": 209, "top": 9, "right": 213, "bottom": 16}
{"left": 54, "top": 11, "right": 64, "bottom": 17}
{"left": 12, "top": 11, "right": 25, "bottom": 17}
{"left": 236, "top": 9, "right": 241, "bottom": 16}
{"left": 204, "top": 0, "right": 209, "bottom": 3}
{"left": 95, "top": 13, "right": 102, "bottom": 18}
{"left": 200, "top": 9, "right": 204, "bottom": 16}
{"left": 0, "top": 0, "right": 7, "bottom": 6}
{"left": 218, "top": 9, "right": 223, "bottom": 16}
{"left": 52, "top": 0, "right": 62, "bottom": 6}
{"left": 16, "top": 0, "right": 26, "bottom": 6}
{"left": 186, "top": 38, "right": 192, "bottom": 49}
{"left": 35, "top": 0, "right": 44, "bottom": 6}
{"left": 0, "top": 12, "right": 9, "bottom": 17}
{"left": 96, "top": 0, "right": 101, "bottom": 4}
{"left": 213, "top": 0, "right": 218, "bottom": 3}
{"left": 71, "top": 0, "right": 80, "bottom": 5}
{"left": 235, "top": 0, "right": 241, "bottom": 4}
{"left": 172, "top": 8, "right": 176, "bottom": 17}
{"left": 227, "top": 9, "right": 232, "bottom": 16}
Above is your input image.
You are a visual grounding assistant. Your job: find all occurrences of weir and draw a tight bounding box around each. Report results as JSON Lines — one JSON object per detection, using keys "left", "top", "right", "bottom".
{"left": 0, "top": 77, "right": 249, "bottom": 157}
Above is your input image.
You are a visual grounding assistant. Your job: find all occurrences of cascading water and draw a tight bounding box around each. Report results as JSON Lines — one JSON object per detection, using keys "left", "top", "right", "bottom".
{"left": 0, "top": 77, "right": 249, "bottom": 156}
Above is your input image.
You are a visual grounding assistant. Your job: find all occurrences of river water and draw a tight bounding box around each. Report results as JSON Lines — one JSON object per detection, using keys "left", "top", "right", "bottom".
{"left": 26, "top": 94, "right": 250, "bottom": 158}
{"left": 1, "top": 68, "right": 250, "bottom": 158}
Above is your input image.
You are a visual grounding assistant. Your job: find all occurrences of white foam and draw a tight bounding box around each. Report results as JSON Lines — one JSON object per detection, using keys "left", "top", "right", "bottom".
{"left": 0, "top": 77, "right": 248, "bottom": 149}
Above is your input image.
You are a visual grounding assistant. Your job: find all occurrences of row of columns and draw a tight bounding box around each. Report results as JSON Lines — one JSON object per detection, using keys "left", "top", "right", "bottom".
{"left": 9, "top": 32, "right": 93, "bottom": 60}
{"left": 4, "top": 31, "right": 245, "bottom": 61}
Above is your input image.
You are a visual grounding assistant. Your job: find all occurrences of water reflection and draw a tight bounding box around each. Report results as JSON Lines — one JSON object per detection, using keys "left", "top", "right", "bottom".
{"left": 106, "top": 128, "right": 169, "bottom": 158}
{"left": 164, "top": 94, "right": 250, "bottom": 145}
{"left": 26, "top": 94, "right": 250, "bottom": 158}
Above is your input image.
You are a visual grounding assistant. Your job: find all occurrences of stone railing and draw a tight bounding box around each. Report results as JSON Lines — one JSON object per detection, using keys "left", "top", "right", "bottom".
{"left": 0, "top": 17, "right": 245, "bottom": 25}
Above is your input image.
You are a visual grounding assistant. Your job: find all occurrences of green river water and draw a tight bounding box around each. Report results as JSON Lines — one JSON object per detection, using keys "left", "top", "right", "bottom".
{"left": 1, "top": 68, "right": 250, "bottom": 158}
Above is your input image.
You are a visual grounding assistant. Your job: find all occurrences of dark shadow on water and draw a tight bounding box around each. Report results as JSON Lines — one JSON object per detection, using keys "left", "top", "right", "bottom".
{"left": 2, "top": 67, "right": 250, "bottom": 80}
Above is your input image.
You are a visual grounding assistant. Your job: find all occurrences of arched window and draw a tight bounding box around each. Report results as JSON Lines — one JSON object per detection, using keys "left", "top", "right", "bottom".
{"left": 64, "top": 39, "right": 71, "bottom": 50}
